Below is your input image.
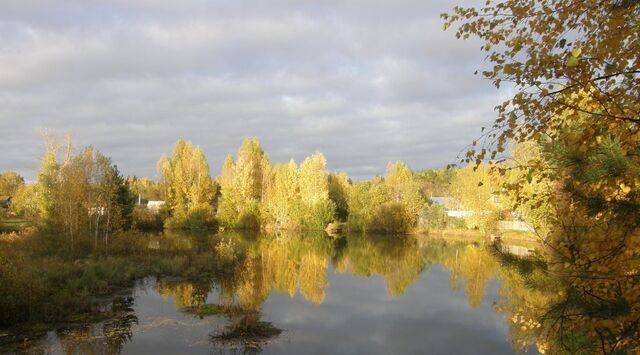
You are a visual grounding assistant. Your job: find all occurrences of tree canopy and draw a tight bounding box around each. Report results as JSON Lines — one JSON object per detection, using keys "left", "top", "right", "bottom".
{"left": 157, "top": 139, "right": 216, "bottom": 230}
{"left": 442, "top": 0, "right": 639, "bottom": 165}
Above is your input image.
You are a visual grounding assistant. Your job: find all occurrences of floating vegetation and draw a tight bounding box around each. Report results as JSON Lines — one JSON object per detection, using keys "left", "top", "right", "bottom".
{"left": 210, "top": 314, "right": 282, "bottom": 352}
{"left": 181, "top": 303, "right": 249, "bottom": 317}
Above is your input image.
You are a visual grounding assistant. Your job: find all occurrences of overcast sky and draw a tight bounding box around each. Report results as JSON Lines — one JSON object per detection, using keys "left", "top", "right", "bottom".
{"left": 0, "top": 0, "right": 506, "bottom": 181}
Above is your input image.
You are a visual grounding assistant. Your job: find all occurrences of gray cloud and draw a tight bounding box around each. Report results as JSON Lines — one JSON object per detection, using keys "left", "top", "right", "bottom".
{"left": 0, "top": 0, "right": 502, "bottom": 181}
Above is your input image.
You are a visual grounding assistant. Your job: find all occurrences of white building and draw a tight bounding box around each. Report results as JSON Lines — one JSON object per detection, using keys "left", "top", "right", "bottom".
{"left": 147, "top": 200, "right": 166, "bottom": 212}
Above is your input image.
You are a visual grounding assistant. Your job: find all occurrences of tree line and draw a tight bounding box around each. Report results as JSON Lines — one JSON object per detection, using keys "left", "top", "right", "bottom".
{"left": 1, "top": 136, "right": 435, "bottom": 237}
{"left": 2, "top": 134, "right": 558, "bottom": 239}
{"left": 156, "top": 137, "right": 429, "bottom": 233}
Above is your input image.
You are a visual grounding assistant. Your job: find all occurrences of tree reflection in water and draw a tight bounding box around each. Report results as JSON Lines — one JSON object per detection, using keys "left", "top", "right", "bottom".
{"left": 153, "top": 232, "right": 510, "bottom": 353}
{"left": 57, "top": 296, "right": 138, "bottom": 355}
{"left": 20, "top": 230, "right": 629, "bottom": 354}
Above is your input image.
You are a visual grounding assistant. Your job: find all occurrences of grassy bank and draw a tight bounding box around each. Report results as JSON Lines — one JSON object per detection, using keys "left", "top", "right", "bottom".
{"left": 0, "top": 230, "right": 234, "bottom": 335}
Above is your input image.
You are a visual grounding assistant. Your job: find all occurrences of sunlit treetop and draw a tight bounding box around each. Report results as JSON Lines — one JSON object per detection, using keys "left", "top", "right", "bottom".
{"left": 442, "top": 0, "right": 640, "bottom": 165}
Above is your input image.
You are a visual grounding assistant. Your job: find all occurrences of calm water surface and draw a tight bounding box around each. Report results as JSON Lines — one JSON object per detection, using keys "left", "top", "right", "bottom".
{"left": 7, "top": 232, "right": 535, "bottom": 354}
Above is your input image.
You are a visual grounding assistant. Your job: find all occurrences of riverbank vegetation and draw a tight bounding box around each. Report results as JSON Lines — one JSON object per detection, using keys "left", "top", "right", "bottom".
{"left": 3, "top": 134, "right": 536, "bottom": 237}
{"left": 0, "top": 230, "right": 236, "bottom": 330}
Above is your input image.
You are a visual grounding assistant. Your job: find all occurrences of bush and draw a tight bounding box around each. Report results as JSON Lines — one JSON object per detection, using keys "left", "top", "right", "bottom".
{"left": 236, "top": 211, "right": 260, "bottom": 230}
{"left": 368, "top": 203, "right": 409, "bottom": 234}
{"left": 186, "top": 204, "right": 217, "bottom": 231}
{"left": 300, "top": 200, "right": 336, "bottom": 230}
{"left": 417, "top": 203, "right": 470, "bottom": 232}
{"left": 419, "top": 203, "right": 448, "bottom": 230}
{"left": 345, "top": 212, "right": 368, "bottom": 232}
{"left": 164, "top": 204, "right": 217, "bottom": 231}
{"left": 132, "top": 205, "right": 168, "bottom": 230}
{"left": 446, "top": 216, "right": 468, "bottom": 229}
{"left": 232, "top": 202, "right": 261, "bottom": 230}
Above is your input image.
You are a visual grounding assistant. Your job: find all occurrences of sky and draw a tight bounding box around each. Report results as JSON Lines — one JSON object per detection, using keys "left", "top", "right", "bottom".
{"left": 0, "top": 0, "right": 505, "bottom": 181}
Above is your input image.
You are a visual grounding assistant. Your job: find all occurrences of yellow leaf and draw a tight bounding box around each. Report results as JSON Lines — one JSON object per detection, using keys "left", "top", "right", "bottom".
{"left": 620, "top": 183, "right": 631, "bottom": 194}
{"left": 571, "top": 48, "right": 582, "bottom": 58}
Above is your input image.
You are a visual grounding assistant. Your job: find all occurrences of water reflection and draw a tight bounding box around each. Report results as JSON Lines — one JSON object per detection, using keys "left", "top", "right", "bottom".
{"left": 26, "top": 296, "right": 140, "bottom": 355}
{"left": 334, "top": 234, "right": 426, "bottom": 296}
{"left": 3, "top": 231, "right": 539, "bottom": 354}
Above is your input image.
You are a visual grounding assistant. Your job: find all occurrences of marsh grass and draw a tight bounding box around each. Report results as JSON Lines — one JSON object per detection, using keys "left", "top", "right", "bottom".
{"left": 0, "top": 230, "right": 234, "bottom": 335}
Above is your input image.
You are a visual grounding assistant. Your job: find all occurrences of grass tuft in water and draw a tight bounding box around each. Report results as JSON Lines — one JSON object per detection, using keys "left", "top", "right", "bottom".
{"left": 182, "top": 303, "right": 248, "bottom": 317}
{"left": 211, "top": 314, "right": 282, "bottom": 349}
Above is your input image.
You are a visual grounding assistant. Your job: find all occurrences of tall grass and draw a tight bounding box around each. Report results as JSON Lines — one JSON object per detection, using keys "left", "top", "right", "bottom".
{"left": 0, "top": 230, "right": 232, "bottom": 330}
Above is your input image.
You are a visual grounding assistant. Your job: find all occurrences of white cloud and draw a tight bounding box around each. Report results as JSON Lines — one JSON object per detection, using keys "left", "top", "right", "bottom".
{"left": 0, "top": 0, "right": 501, "bottom": 180}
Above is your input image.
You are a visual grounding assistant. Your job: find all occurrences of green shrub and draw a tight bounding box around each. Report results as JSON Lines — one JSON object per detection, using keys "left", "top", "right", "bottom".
{"left": 132, "top": 205, "right": 168, "bottom": 230}
{"left": 300, "top": 200, "right": 336, "bottom": 230}
{"left": 446, "top": 216, "right": 468, "bottom": 229}
{"left": 345, "top": 212, "right": 368, "bottom": 232}
{"left": 236, "top": 211, "right": 260, "bottom": 230}
{"left": 186, "top": 204, "right": 217, "bottom": 231}
{"left": 164, "top": 204, "right": 217, "bottom": 231}
{"left": 419, "top": 203, "right": 448, "bottom": 230}
{"left": 367, "top": 203, "right": 409, "bottom": 234}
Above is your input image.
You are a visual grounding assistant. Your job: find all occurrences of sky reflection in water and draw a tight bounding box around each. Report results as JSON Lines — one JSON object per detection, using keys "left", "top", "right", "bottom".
{"left": 16, "top": 232, "right": 525, "bottom": 354}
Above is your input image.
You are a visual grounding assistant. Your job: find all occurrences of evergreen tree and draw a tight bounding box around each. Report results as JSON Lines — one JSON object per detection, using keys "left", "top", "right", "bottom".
{"left": 110, "top": 165, "right": 134, "bottom": 231}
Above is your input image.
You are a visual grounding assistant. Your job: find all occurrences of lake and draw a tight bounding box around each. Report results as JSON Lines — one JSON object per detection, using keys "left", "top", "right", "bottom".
{"left": 2, "top": 231, "right": 537, "bottom": 354}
